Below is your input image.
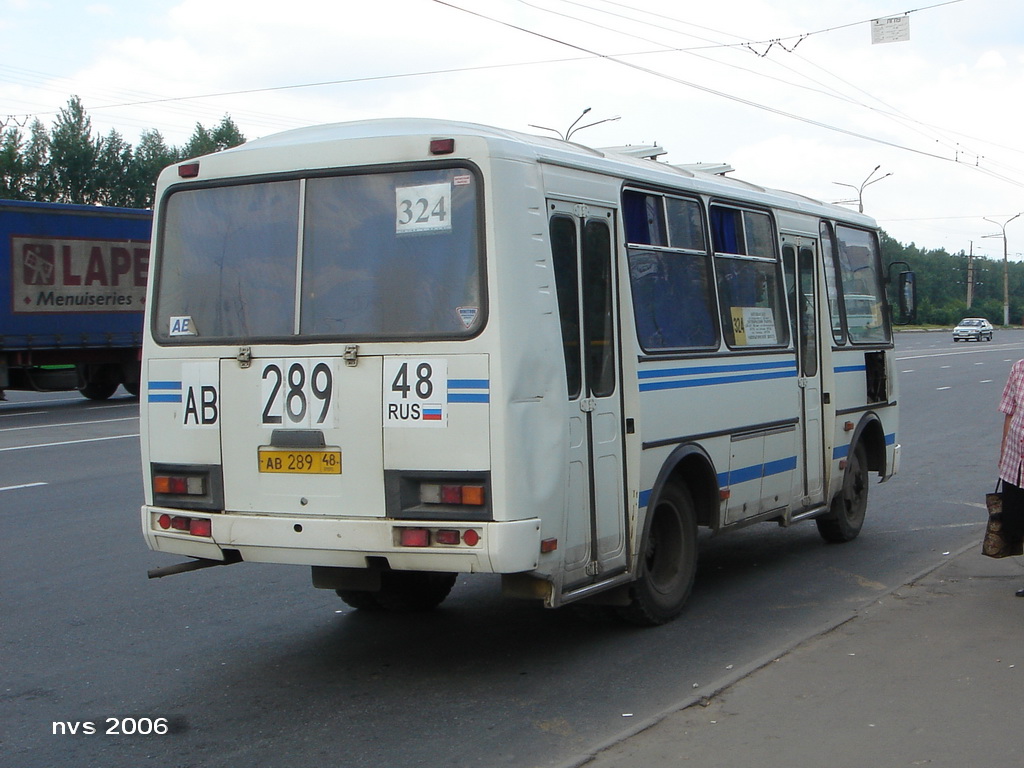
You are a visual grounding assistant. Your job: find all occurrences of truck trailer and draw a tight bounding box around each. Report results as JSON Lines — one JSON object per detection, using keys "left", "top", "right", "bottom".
{"left": 1, "top": 199, "right": 152, "bottom": 399}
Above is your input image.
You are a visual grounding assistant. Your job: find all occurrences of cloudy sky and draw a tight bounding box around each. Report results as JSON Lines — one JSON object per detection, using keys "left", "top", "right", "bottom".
{"left": 3, "top": 0, "right": 1023, "bottom": 257}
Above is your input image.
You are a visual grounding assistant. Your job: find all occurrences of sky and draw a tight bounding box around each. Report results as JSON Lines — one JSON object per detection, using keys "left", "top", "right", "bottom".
{"left": 2, "top": 0, "right": 1023, "bottom": 259}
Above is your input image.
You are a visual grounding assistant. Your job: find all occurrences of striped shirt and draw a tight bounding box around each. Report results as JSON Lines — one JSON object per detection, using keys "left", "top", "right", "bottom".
{"left": 998, "top": 359, "right": 1024, "bottom": 486}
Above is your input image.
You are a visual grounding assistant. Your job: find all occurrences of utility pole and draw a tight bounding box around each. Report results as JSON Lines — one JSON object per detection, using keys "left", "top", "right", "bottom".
{"left": 967, "top": 241, "right": 975, "bottom": 309}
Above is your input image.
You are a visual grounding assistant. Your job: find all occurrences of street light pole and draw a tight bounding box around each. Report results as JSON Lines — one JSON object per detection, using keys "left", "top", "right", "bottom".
{"left": 983, "top": 213, "right": 1022, "bottom": 326}
{"left": 833, "top": 165, "right": 893, "bottom": 213}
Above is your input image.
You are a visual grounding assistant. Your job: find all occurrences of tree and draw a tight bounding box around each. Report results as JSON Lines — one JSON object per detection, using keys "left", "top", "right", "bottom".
{"left": 22, "top": 118, "right": 53, "bottom": 202}
{"left": 48, "top": 95, "right": 99, "bottom": 204}
{"left": 182, "top": 115, "right": 246, "bottom": 159}
{"left": 128, "top": 129, "right": 179, "bottom": 209}
{"left": 0, "top": 127, "right": 28, "bottom": 199}
{"left": 0, "top": 97, "right": 247, "bottom": 208}
{"left": 95, "top": 128, "right": 135, "bottom": 207}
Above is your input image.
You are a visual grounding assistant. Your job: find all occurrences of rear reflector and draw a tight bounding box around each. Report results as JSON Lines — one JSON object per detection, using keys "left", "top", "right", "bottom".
{"left": 178, "top": 162, "right": 200, "bottom": 178}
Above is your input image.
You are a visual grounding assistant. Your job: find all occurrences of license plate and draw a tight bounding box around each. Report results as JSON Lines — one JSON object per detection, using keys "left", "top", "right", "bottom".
{"left": 258, "top": 449, "right": 342, "bottom": 474}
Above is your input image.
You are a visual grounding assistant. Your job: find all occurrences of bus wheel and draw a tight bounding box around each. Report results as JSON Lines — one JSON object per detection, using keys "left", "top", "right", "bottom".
{"left": 374, "top": 571, "right": 457, "bottom": 612}
{"left": 616, "top": 483, "right": 697, "bottom": 626}
{"left": 817, "top": 443, "right": 869, "bottom": 543}
{"left": 336, "top": 590, "right": 381, "bottom": 611}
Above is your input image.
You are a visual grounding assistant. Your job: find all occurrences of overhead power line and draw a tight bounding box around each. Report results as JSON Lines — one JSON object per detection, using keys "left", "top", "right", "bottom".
{"left": 430, "top": 0, "right": 975, "bottom": 168}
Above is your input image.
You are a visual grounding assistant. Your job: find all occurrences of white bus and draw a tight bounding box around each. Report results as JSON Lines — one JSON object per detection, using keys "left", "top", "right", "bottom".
{"left": 140, "top": 119, "right": 914, "bottom": 625}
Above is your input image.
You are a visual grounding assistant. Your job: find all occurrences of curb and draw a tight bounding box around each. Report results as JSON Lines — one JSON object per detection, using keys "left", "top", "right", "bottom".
{"left": 556, "top": 537, "right": 982, "bottom": 768}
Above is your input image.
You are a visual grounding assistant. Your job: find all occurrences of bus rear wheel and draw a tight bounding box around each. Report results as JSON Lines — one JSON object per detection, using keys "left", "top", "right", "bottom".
{"left": 616, "top": 483, "right": 697, "bottom": 626}
{"left": 817, "top": 443, "right": 869, "bottom": 543}
{"left": 339, "top": 571, "right": 457, "bottom": 612}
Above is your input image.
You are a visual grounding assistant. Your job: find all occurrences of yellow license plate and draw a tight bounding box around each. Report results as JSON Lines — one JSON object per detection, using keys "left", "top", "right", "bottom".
{"left": 258, "top": 449, "right": 342, "bottom": 474}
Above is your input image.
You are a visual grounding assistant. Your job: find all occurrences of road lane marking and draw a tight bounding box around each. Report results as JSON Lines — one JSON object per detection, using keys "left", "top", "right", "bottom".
{"left": 0, "top": 434, "right": 139, "bottom": 452}
{"left": 0, "top": 482, "right": 47, "bottom": 492}
{"left": 0, "top": 416, "right": 138, "bottom": 434}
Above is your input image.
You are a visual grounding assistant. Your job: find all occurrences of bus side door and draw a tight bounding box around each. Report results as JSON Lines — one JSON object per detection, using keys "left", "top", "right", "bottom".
{"left": 783, "top": 237, "right": 825, "bottom": 505}
{"left": 548, "top": 202, "right": 628, "bottom": 590}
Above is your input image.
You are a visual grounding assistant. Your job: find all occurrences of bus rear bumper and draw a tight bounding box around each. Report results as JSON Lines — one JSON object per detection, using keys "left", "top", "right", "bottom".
{"left": 141, "top": 506, "right": 542, "bottom": 574}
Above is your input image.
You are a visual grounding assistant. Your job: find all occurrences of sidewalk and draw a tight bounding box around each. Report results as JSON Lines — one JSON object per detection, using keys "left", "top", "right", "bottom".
{"left": 575, "top": 546, "right": 1024, "bottom": 768}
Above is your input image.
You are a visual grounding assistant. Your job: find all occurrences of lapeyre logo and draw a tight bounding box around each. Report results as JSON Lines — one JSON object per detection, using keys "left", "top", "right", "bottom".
{"left": 14, "top": 236, "right": 148, "bottom": 313}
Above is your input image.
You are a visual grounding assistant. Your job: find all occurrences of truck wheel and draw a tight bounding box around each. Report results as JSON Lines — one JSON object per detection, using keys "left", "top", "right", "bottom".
{"left": 373, "top": 571, "right": 457, "bottom": 612}
{"left": 817, "top": 443, "right": 869, "bottom": 543}
{"left": 80, "top": 379, "right": 120, "bottom": 400}
{"left": 616, "top": 483, "right": 698, "bottom": 626}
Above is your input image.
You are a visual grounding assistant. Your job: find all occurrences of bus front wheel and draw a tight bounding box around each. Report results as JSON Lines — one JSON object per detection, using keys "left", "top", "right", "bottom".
{"left": 617, "top": 483, "right": 698, "bottom": 626}
{"left": 817, "top": 443, "right": 869, "bottom": 543}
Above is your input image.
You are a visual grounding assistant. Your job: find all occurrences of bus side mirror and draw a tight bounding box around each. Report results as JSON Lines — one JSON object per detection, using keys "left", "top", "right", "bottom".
{"left": 895, "top": 271, "right": 916, "bottom": 325}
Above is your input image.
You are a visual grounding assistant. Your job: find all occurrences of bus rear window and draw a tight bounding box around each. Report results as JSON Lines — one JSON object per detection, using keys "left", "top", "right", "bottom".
{"left": 154, "top": 167, "right": 483, "bottom": 342}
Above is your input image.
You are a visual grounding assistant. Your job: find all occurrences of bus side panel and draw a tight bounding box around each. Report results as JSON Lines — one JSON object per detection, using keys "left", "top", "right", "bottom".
{"left": 637, "top": 354, "right": 800, "bottom": 526}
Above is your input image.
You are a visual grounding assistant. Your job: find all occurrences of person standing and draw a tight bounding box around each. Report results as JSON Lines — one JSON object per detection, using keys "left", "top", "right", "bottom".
{"left": 998, "top": 358, "right": 1024, "bottom": 595}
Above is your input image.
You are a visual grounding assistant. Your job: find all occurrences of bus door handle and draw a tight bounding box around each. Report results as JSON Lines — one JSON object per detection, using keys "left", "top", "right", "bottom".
{"left": 579, "top": 397, "right": 597, "bottom": 413}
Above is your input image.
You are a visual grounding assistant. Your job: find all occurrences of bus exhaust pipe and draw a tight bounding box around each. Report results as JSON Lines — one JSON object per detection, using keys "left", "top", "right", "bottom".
{"left": 147, "top": 552, "right": 242, "bottom": 579}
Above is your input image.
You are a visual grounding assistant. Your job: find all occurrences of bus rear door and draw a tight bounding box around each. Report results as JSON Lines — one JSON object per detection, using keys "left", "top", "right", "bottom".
{"left": 548, "top": 202, "right": 628, "bottom": 590}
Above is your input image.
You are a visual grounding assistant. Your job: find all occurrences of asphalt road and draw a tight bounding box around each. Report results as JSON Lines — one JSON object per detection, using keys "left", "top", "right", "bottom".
{"left": 2, "top": 330, "right": 1019, "bottom": 768}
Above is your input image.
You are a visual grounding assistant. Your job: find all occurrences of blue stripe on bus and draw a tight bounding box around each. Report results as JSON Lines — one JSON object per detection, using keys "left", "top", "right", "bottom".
{"left": 640, "top": 369, "right": 797, "bottom": 392}
{"left": 638, "top": 360, "right": 796, "bottom": 379}
{"left": 148, "top": 380, "right": 182, "bottom": 403}
{"left": 448, "top": 379, "right": 489, "bottom": 389}
{"left": 448, "top": 379, "right": 490, "bottom": 404}
{"left": 835, "top": 364, "right": 867, "bottom": 373}
{"left": 639, "top": 455, "right": 798, "bottom": 508}
{"left": 449, "top": 393, "right": 490, "bottom": 403}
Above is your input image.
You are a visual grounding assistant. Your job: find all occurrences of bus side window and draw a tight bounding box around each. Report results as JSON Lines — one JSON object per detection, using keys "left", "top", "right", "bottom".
{"left": 711, "top": 205, "right": 787, "bottom": 349}
{"left": 625, "top": 192, "right": 717, "bottom": 352}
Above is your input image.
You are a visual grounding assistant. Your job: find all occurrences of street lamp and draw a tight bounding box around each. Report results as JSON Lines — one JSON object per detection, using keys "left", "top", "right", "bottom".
{"left": 529, "top": 108, "right": 621, "bottom": 142}
{"left": 832, "top": 165, "right": 893, "bottom": 213}
{"left": 983, "top": 213, "right": 1022, "bottom": 326}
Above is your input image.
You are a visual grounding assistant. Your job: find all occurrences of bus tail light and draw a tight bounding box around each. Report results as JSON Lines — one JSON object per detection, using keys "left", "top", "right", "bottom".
{"left": 153, "top": 474, "right": 205, "bottom": 496}
{"left": 400, "top": 528, "right": 431, "bottom": 547}
{"left": 386, "top": 472, "right": 491, "bottom": 521}
{"left": 151, "top": 463, "right": 224, "bottom": 512}
{"left": 395, "top": 526, "right": 482, "bottom": 548}
{"left": 156, "top": 513, "right": 213, "bottom": 538}
{"left": 420, "top": 483, "right": 486, "bottom": 506}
